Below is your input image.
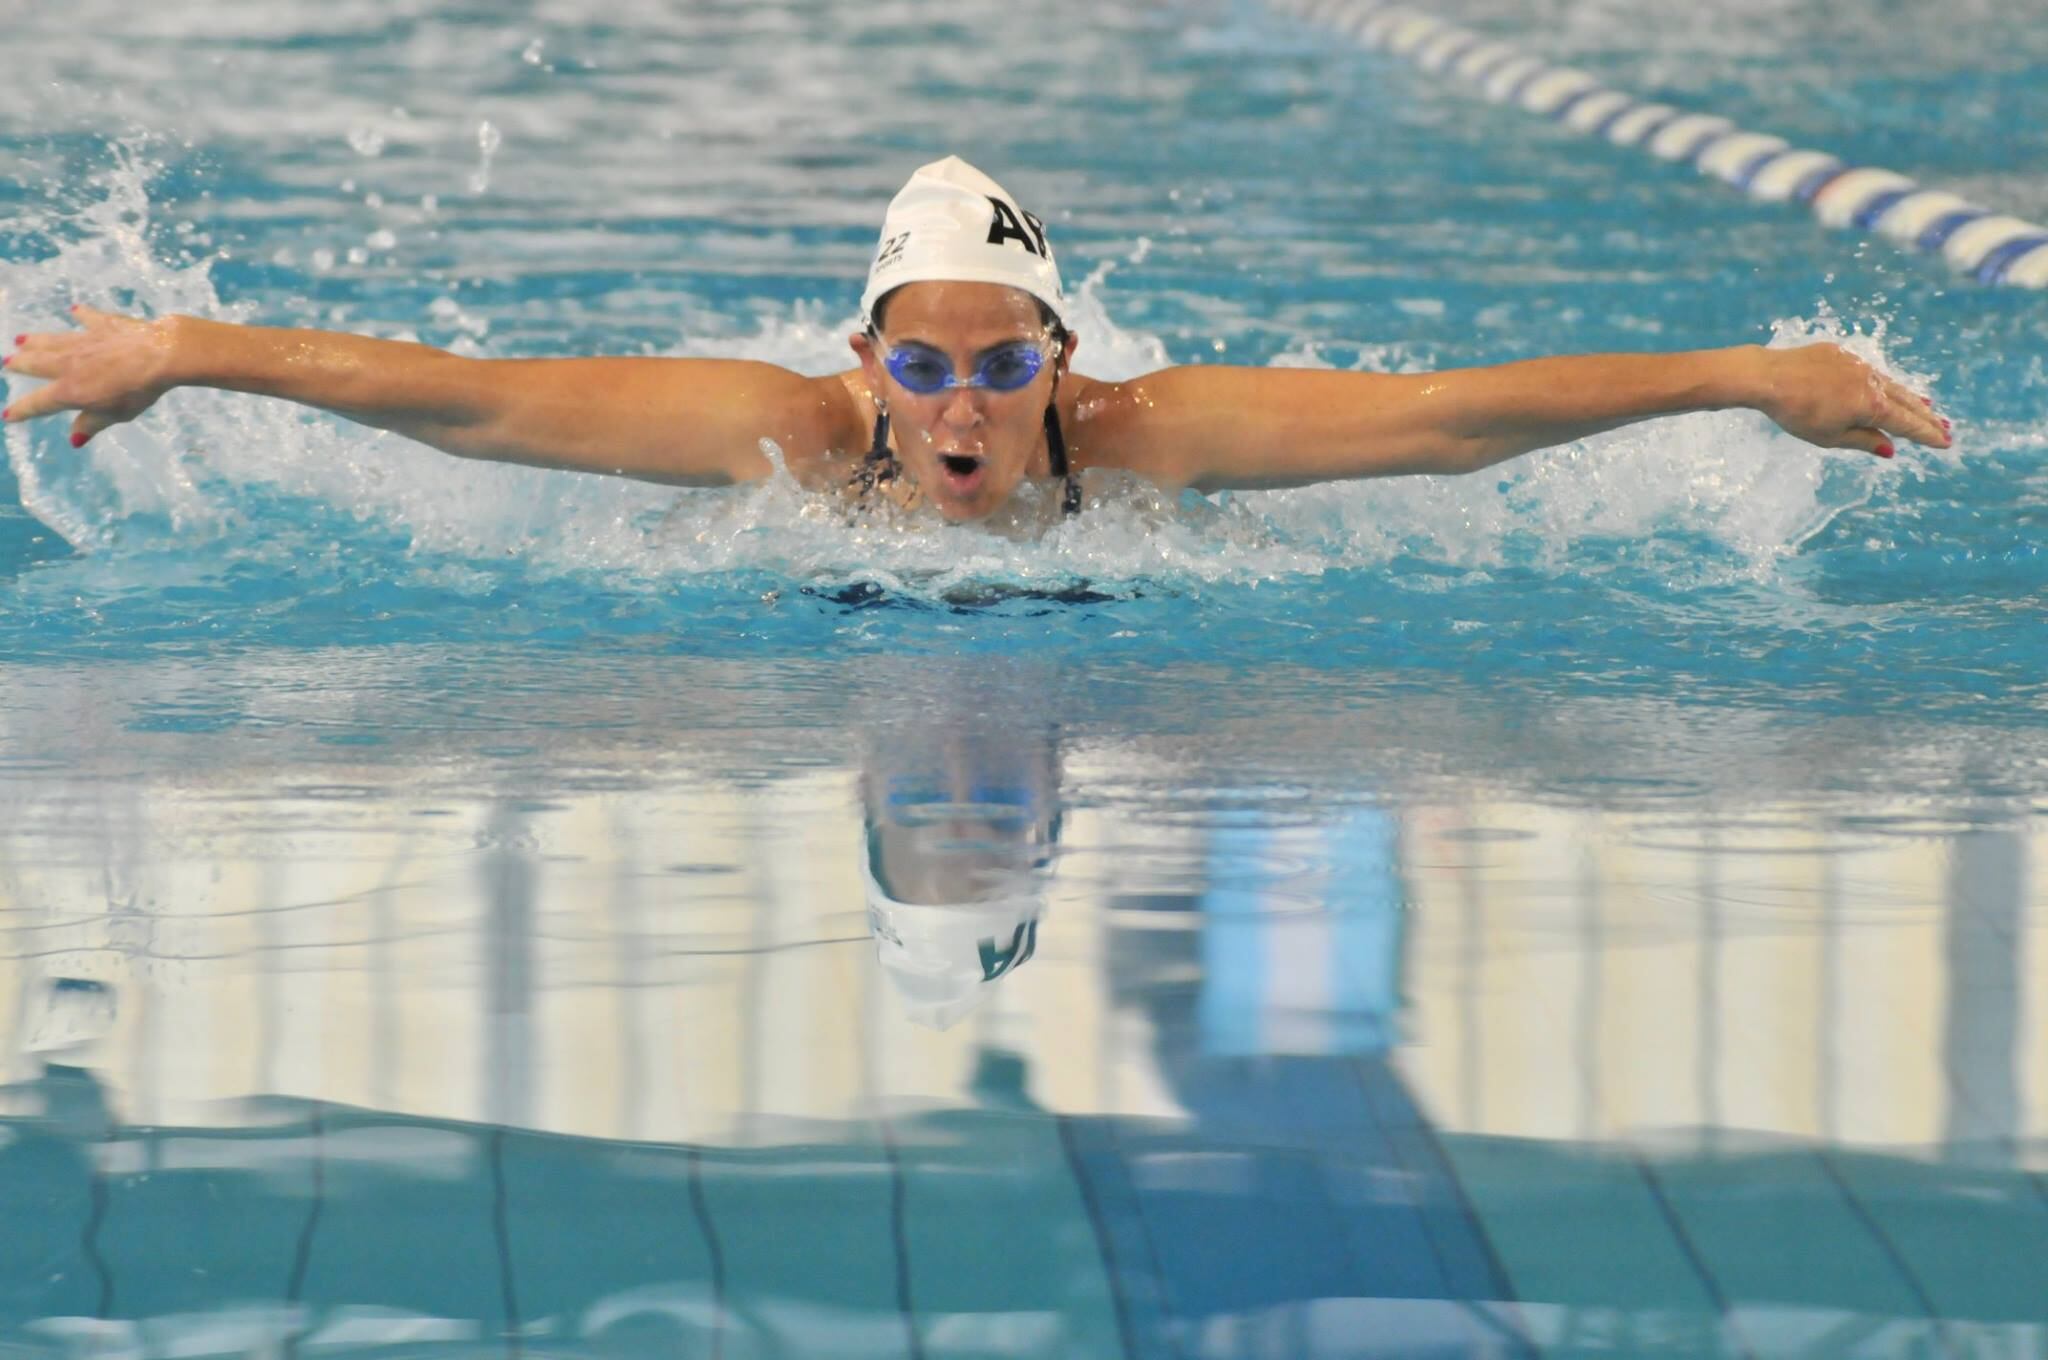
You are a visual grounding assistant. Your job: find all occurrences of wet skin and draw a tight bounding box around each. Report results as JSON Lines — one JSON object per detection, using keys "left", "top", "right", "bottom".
{"left": 846, "top": 282, "right": 1083, "bottom": 522}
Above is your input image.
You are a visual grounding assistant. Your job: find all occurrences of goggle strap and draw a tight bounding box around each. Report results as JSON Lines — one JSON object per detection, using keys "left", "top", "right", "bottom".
{"left": 1044, "top": 402, "right": 1068, "bottom": 479}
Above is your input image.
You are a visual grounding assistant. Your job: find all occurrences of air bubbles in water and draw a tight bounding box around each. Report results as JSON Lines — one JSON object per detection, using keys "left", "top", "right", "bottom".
{"left": 427, "top": 295, "right": 490, "bottom": 341}
{"left": 469, "top": 119, "right": 502, "bottom": 195}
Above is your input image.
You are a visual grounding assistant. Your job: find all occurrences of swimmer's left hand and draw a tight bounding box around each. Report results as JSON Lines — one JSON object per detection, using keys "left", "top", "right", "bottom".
{"left": 3, "top": 305, "right": 178, "bottom": 448}
{"left": 1750, "top": 342, "right": 1951, "bottom": 460}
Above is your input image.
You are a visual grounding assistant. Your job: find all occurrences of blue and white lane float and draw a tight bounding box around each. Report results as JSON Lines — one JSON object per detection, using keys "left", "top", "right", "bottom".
{"left": 1271, "top": 0, "right": 2048, "bottom": 288}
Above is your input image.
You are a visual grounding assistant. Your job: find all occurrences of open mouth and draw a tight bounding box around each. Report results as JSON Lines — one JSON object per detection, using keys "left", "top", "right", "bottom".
{"left": 936, "top": 453, "right": 986, "bottom": 497}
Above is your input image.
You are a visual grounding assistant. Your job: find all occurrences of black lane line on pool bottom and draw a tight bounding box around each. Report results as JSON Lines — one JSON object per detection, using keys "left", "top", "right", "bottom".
{"left": 1632, "top": 1154, "right": 1759, "bottom": 1360}
{"left": 1097, "top": 1119, "right": 1188, "bottom": 1360}
{"left": 490, "top": 1128, "right": 524, "bottom": 1360}
{"left": 685, "top": 1147, "right": 729, "bottom": 1360}
{"left": 283, "top": 1102, "right": 327, "bottom": 1360}
{"left": 1814, "top": 1149, "right": 1961, "bottom": 1358}
{"left": 1352, "top": 1058, "right": 1538, "bottom": 1356}
{"left": 84, "top": 1150, "right": 114, "bottom": 1318}
{"left": 1053, "top": 1114, "right": 1140, "bottom": 1360}
{"left": 877, "top": 1113, "right": 928, "bottom": 1360}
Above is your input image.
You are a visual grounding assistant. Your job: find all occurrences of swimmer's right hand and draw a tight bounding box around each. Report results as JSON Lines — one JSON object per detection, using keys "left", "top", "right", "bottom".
{"left": 5, "top": 306, "right": 851, "bottom": 487}
{"left": 3, "top": 306, "right": 179, "bottom": 448}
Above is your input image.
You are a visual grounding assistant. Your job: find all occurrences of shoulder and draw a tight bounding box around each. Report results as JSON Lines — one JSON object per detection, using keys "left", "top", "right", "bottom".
{"left": 830, "top": 368, "right": 877, "bottom": 430}
{"left": 751, "top": 369, "right": 871, "bottom": 487}
{"left": 805, "top": 369, "right": 873, "bottom": 450}
{"left": 1060, "top": 368, "right": 1197, "bottom": 489}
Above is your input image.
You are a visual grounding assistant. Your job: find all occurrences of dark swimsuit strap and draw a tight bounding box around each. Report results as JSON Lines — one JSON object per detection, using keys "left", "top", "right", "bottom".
{"left": 862, "top": 406, "right": 1081, "bottom": 516}
{"left": 1042, "top": 403, "right": 1083, "bottom": 516}
{"left": 858, "top": 410, "right": 898, "bottom": 495}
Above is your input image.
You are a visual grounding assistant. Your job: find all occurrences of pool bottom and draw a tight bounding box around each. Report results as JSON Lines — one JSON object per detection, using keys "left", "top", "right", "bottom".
{"left": 1, "top": 647, "right": 2044, "bottom": 1357}
{"left": 7, "top": 1079, "right": 2039, "bottom": 1359}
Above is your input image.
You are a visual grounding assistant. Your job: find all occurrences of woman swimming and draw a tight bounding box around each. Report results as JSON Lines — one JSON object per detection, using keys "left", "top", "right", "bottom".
{"left": 2, "top": 157, "right": 1950, "bottom": 524}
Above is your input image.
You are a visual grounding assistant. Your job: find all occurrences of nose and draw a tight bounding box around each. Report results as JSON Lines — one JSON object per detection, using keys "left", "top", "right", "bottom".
{"left": 939, "top": 386, "right": 984, "bottom": 430}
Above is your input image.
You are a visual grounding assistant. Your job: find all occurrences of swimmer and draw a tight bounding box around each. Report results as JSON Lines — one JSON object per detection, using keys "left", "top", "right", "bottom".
{"left": 2, "top": 157, "right": 1952, "bottom": 523}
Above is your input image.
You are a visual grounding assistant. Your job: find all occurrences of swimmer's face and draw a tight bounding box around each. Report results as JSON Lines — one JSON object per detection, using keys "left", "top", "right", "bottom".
{"left": 851, "top": 281, "right": 1078, "bottom": 522}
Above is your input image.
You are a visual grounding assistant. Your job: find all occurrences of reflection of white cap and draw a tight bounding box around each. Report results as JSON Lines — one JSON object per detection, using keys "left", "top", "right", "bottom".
{"left": 25, "top": 976, "right": 117, "bottom": 1061}
{"left": 861, "top": 156, "right": 1066, "bottom": 328}
{"left": 863, "top": 854, "right": 1043, "bottom": 1031}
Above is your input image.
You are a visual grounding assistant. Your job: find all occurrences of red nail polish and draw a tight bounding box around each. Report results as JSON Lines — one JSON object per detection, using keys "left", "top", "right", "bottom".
{"left": 70, "top": 432, "right": 85, "bottom": 448}
{"left": 1, "top": 407, "right": 10, "bottom": 420}
{"left": 11, "top": 335, "right": 22, "bottom": 346}
{"left": 1876, "top": 442, "right": 1895, "bottom": 459}
{"left": 2, "top": 358, "right": 10, "bottom": 369}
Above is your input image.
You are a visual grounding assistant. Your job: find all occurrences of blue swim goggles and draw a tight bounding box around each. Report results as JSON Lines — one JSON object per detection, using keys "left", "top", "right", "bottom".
{"left": 880, "top": 340, "right": 1050, "bottom": 395}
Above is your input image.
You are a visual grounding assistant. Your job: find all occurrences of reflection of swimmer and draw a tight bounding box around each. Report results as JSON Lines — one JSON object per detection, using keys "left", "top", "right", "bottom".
{"left": 0, "top": 979, "right": 118, "bottom": 1320}
{"left": 10, "top": 159, "right": 1949, "bottom": 527}
{"left": 24, "top": 976, "right": 118, "bottom": 1067}
{"left": 10, "top": 976, "right": 119, "bottom": 1140}
{"left": 860, "top": 723, "right": 1060, "bottom": 1029}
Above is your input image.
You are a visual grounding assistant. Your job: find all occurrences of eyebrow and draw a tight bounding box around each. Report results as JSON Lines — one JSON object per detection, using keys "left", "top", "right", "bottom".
{"left": 887, "top": 336, "right": 1040, "bottom": 362}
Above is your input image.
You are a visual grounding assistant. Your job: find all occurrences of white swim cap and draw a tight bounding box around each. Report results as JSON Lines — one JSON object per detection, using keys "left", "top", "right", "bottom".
{"left": 861, "top": 156, "right": 1066, "bottom": 329}
{"left": 863, "top": 856, "right": 1044, "bottom": 1031}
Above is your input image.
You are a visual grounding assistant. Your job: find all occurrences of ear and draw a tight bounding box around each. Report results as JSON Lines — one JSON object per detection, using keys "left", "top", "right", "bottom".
{"left": 1057, "top": 329, "right": 1079, "bottom": 375}
{"left": 850, "top": 330, "right": 885, "bottom": 397}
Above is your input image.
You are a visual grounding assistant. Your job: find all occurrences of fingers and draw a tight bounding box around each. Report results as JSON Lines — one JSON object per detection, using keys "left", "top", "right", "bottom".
{"left": 0, "top": 381, "right": 77, "bottom": 424}
{"left": 1821, "top": 345, "right": 1950, "bottom": 452}
{"left": 6, "top": 306, "right": 102, "bottom": 357}
{"left": 3, "top": 333, "right": 64, "bottom": 426}
{"left": 6, "top": 313, "right": 80, "bottom": 383}
{"left": 2, "top": 306, "right": 112, "bottom": 426}
{"left": 1832, "top": 426, "right": 1894, "bottom": 459}
{"left": 3, "top": 305, "right": 148, "bottom": 442}
{"left": 8, "top": 304, "right": 125, "bottom": 359}
{"left": 3, "top": 341, "right": 59, "bottom": 381}
{"left": 1877, "top": 374, "right": 1950, "bottom": 448}
{"left": 69, "top": 411, "right": 117, "bottom": 448}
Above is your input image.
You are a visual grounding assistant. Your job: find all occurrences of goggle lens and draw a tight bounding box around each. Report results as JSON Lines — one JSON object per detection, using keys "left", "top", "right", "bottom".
{"left": 883, "top": 342, "right": 1048, "bottom": 395}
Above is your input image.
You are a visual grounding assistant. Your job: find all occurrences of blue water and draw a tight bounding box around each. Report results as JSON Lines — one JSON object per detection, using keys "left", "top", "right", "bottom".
{"left": 3, "top": 1, "right": 2047, "bottom": 1356}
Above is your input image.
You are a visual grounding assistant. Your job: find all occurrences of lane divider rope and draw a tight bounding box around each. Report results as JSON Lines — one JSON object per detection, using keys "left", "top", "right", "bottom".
{"left": 1270, "top": 0, "right": 2048, "bottom": 288}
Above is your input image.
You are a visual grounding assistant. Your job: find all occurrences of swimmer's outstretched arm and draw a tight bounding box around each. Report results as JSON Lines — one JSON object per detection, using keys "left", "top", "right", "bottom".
{"left": 1086, "top": 344, "right": 1951, "bottom": 492}
{"left": 2, "top": 308, "right": 855, "bottom": 484}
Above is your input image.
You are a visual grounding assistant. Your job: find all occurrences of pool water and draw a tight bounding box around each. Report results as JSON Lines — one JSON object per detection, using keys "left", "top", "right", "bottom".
{"left": 2, "top": 0, "right": 2046, "bottom": 1355}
